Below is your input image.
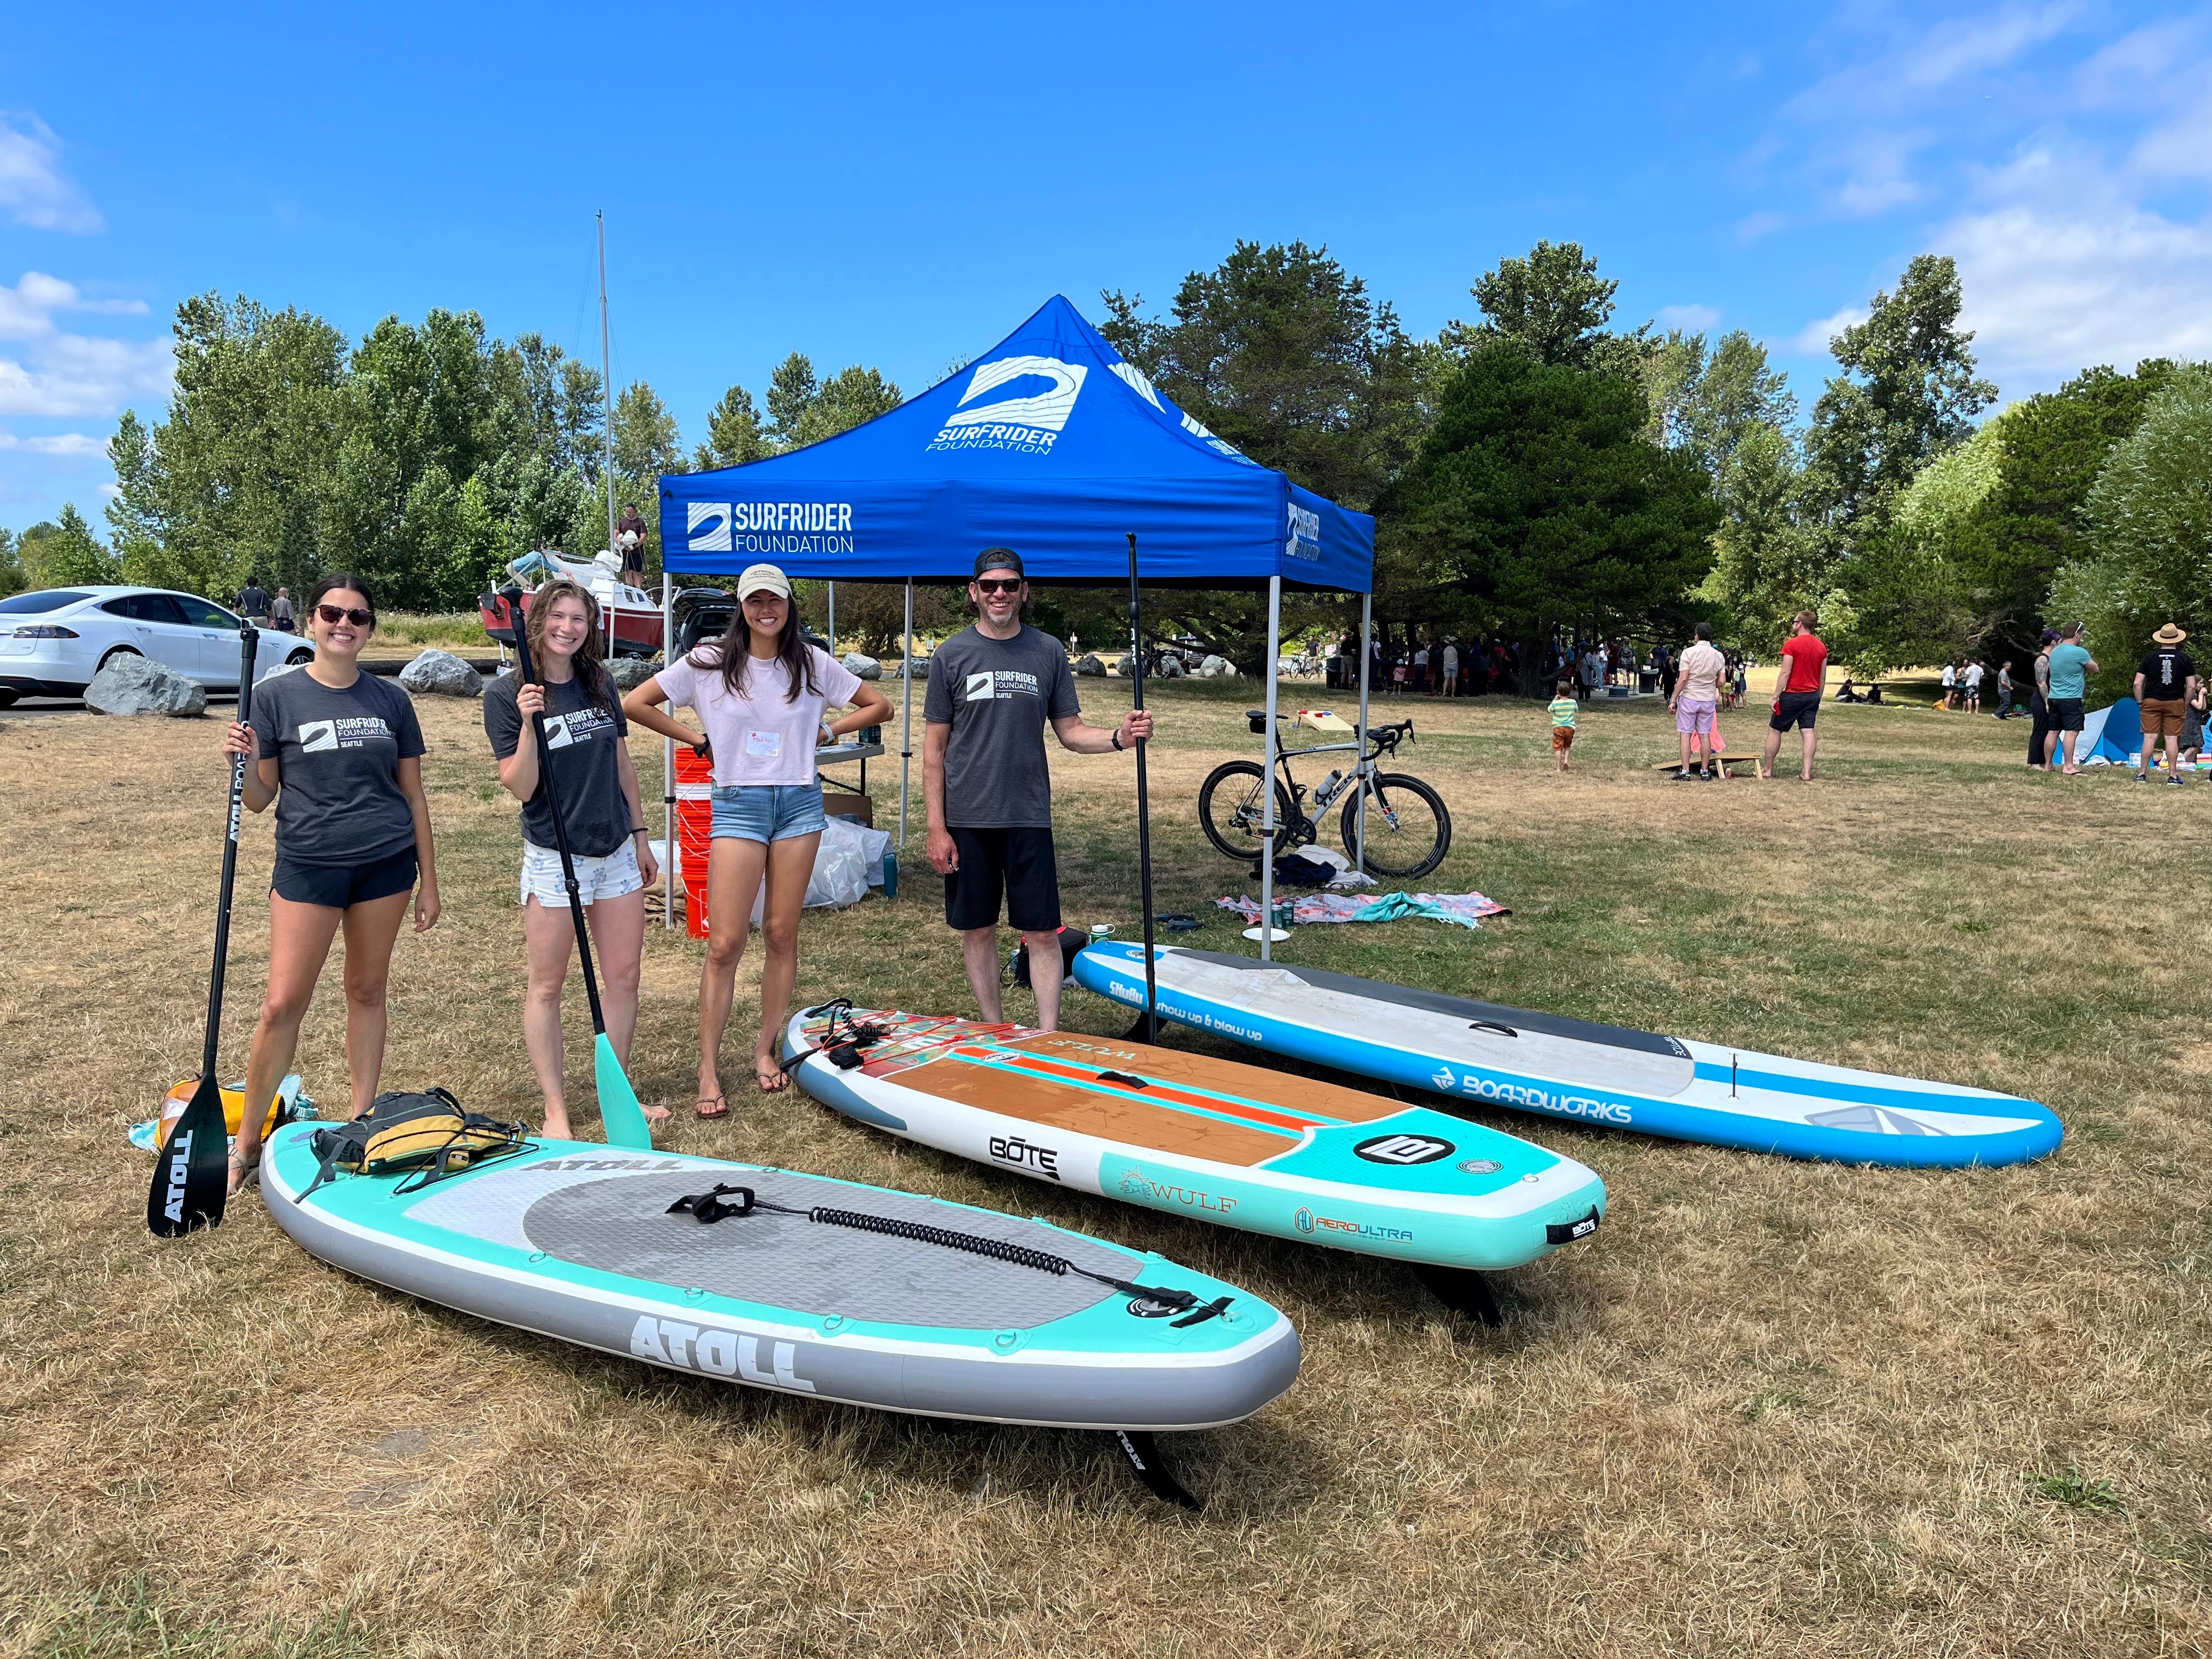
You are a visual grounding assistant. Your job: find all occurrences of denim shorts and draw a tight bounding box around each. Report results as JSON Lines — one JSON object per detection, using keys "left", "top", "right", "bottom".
{"left": 710, "top": 782, "right": 828, "bottom": 843}
{"left": 520, "top": 839, "right": 642, "bottom": 906}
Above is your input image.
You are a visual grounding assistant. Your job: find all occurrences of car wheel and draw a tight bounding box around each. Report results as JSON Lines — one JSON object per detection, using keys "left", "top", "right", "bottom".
{"left": 286, "top": 647, "right": 313, "bottom": 666}
{"left": 0, "top": 689, "right": 17, "bottom": 708}
{"left": 98, "top": 646, "right": 143, "bottom": 671}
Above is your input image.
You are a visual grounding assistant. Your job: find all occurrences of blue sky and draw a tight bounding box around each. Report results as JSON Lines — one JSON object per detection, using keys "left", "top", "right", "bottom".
{"left": 3, "top": 1, "right": 2208, "bottom": 531}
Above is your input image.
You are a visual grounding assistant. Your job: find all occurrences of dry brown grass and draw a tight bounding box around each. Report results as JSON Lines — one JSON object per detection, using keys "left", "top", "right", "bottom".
{"left": 1, "top": 682, "right": 2207, "bottom": 1657}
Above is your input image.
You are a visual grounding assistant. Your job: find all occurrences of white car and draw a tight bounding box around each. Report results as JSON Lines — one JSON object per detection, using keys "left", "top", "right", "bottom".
{"left": 0, "top": 585, "right": 315, "bottom": 706}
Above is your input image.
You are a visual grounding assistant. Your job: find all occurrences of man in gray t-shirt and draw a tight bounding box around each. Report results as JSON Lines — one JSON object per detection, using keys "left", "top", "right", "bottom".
{"left": 924, "top": 547, "right": 1152, "bottom": 1031}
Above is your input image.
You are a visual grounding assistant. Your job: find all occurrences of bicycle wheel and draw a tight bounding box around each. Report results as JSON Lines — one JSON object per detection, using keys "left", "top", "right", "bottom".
{"left": 1342, "top": 771, "right": 1450, "bottom": 880}
{"left": 1198, "top": 761, "right": 1300, "bottom": 861}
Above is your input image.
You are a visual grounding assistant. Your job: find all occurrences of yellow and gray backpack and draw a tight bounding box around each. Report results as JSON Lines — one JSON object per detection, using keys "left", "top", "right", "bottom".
{"left": 295, "top": 1087, "right": 529, "bottom": 1200}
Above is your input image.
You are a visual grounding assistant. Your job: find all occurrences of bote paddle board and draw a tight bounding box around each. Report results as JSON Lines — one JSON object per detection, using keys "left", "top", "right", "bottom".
{"left": 259, "top": 1123, "right": 1298, "bottom": 1437}
{"left": 1071, "top": 944, "right": 2063, "bottom": 1169}
{"left": 780, "top": 1006, "right": 1606, "bottom": 1275}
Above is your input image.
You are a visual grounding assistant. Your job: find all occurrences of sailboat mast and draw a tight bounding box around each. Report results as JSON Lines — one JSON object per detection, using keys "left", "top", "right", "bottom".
{"left": 598, "top": 211, "right": 618, "bottom": 568}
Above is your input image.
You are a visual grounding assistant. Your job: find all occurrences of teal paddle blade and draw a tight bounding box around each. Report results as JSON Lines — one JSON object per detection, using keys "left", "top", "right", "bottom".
{"left": 594, "top": 1034, "right": 653, "bottom": 1149}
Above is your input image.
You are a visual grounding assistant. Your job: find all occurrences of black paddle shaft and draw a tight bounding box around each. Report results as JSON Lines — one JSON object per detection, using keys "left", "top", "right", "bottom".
{"left": 502, "top": 587, "right": 611, "bottom": 1039}
{"left": 1124, "top": 533, "right": 1158, "bottom": 1044}
{"left": 203, "top": 625, "right": 260, "bottom": 1076}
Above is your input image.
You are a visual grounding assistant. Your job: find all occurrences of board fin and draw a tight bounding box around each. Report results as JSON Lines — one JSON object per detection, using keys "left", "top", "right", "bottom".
{"left": 1415, "top": 1265, "right": 1503, "bottom": 1328}
{"left": 1111, "top": 1430, "right": 1203, "bottom": 1512}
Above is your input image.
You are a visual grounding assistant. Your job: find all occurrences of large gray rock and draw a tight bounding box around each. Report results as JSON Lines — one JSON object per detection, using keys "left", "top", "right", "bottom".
{"left": 1074, "top": 652, "right": 1106, "bottom": 677}
{"left": 842, "top": 652, "right": 882, "bottom": 681}
{"left": 896, "top": 656, "right": 930, "bottom": 680}
{"left": 1195, "top": 654, "right": 1236, "bottom": 679}
{"left": 1157, "top": 652, "right": 1185, "bottom": 679}
{"left": 1114, "top": 652, "right": 1136, "bottom": 677}
{"left": 86, "top": 653, "right": 206, "bottom": 717}
{"left": 608, "top": 654, "right": 661, "bottom": 691}
{"left": 398, "top": 649, "right": 483, "bottom": 697}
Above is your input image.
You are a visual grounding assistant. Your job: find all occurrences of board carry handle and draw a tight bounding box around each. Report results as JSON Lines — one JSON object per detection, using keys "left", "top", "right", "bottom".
{"left": 1468, "top": 1020, "right": 1519, "bottom": 1038}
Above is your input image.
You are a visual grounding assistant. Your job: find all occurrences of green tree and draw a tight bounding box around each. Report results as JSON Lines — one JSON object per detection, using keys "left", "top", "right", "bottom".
{"left": 792, "top": 365, "right": 902, "bottom": 447}
{"left": 1101, "top": 240, "right": 1434, "bottom": 668}
{"left": 695, "top": 383, "right": 770, "bottom": 470}
{"left": 2049, "top": 365, "right": 2212, "bottom": 699}
{"left": 1699, "top": 422, "right": 1822, "bottom": 648}
{"left": 1442, "top": 239, "right": 1654, "bottom": 386}
{"left": 0, "top": 528, "right": 22, "bottom": 598}
{"left": 1390, "top": 343, "right": 1720, "bottom": 693}
{"left": 21, "top": 504, "right": 120, "bottom": 587}
{"left": 1802, "top": 255, "right": 1995, "bottom": 538}
{"left": 766, "top": 353, "right": 820, "bottom": 449}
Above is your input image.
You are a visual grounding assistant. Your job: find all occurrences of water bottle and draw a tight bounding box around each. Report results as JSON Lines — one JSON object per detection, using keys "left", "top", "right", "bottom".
{"left": 1317, "top": 768, "right": 1343, "bottom": 804}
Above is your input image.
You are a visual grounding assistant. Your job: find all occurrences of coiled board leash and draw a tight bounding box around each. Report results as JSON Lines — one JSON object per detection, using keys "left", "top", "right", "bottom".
{"left": 664, "top": 1183, "right": 1232, "bottom": 1329}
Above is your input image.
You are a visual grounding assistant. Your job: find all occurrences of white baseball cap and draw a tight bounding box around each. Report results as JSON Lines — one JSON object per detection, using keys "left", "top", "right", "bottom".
{"left": 736, "top": 563, "right": 792, "bottom": 602}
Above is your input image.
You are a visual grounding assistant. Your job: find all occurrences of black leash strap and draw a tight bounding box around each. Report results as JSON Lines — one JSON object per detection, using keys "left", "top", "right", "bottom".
{"left": 777, "top": 998, "right": 890, "bottom": 1075}
{"left": 665, "top": 1182, "right": 1232, "bottom": 1328}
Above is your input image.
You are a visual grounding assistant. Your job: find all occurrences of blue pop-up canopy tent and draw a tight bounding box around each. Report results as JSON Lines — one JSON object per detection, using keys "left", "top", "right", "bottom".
{"left": 656, "top": 295, "right": 1380, "bottom": 957}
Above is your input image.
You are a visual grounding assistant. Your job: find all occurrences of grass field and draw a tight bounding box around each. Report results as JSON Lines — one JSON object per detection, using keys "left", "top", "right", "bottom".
{"left": 1, "top": 679, "right": 2206, "bottom": 1657}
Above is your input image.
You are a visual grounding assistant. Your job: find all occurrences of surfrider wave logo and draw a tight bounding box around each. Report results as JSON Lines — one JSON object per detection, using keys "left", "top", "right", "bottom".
{"left": 686, "top": 500, "right": 857, "bottom": 560}
{"left": 299, "top": 719, "right": 337, "bottom": 753}
{"left": 297, "top": 715, "right": 390, "bottom": 753}
{"left": 929, "top": 355, "right": 1088, "bottom": 455}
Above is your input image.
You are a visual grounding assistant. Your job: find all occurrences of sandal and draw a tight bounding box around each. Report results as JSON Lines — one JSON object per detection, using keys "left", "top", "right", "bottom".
{"left": 227, "top": 1145, "right": 261, "bottom": 1197}
{"left": 755, "top": 1060, "right": 789, "bottom": 1093}
{"left": 695, "top": 1093, "right": 728, "bottom": 1120}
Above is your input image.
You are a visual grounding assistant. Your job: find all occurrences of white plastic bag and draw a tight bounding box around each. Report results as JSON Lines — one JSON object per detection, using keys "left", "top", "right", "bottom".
{"left": 746, "top": 814, "right": 888, "bottom": 923}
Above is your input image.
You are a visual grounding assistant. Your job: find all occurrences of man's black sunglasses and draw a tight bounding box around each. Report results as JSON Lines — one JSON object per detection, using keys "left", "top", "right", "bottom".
{"left": 974, "top": 578, "right": 1024, "bottom": 595}
{"left": 315, "top": 603, "right": 375, "bottom": 627}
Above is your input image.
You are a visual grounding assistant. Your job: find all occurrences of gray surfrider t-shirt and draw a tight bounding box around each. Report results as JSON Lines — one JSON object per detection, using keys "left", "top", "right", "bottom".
{"left": 251, "top": 669, "right": 426, "bottom": 865}
{"left": 924, "top": 623, "right": 1081, "bottom": 828}
{"left": 483, "top": 670, "right": 632, "bottom": 858}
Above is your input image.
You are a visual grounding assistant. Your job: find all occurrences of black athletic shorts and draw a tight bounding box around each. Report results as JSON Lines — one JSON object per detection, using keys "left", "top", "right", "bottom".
{"left": 273, "top": 847, "right": 418, "bottom": 909}
{"left": 944, "top": 827, "right": 1060, "bottom": 933}
{"left": 2047, "top": 696, "right": 2085, "bottom": 732}
{"left": 1769, "top": 690, "right": 1821, "bottom": 732}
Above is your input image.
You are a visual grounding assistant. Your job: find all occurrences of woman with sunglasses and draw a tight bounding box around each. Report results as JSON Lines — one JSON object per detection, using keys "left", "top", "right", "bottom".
{"left": 623, "top": 563, "right": 891, "bottom": 1113}
{"left": 221, "top": 573, "right": 441, "bottom": 1193}
{"left": 484, "top": 577, "right": 663, "bottom": 1138}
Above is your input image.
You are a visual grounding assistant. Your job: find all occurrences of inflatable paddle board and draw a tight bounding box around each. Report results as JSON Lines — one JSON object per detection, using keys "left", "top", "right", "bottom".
{"left": 781, "top": 1005, "right": 1606, "bottom": 1279}
{"left": 259, "top": 1122, "right": 1298, "bottom": 1447}
{"left": 1071, "top": 944, "right": 2063, "bottom": 1169}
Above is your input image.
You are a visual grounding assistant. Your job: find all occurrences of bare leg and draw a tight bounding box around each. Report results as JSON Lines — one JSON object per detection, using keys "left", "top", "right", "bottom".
{"left": 590, "top": 887, "right": 647, "bottom": 1068}
{"left": 1762, "top": 726, "right": 1784, "bottom": 780}
{"left": 964, "top": 926, "right": 1004, "bottom": 1022}
{"left": 520, "top": 896, "right": 575, "bottom": 1138}
{"left": 234, "top": 894, "right": 344, "bottom": 1188}
{"left": 698, "top": 836, "right": 770, "bottom": 1111}
{"left": 753, "top": 832, "right": 820, "bottom": 1090}
{"left": 1024, "top": 928, "right": 1064, "bottom": 1031}
{"left": 2062, "top": 730, "right": 2081, "bottom": 773}
{"left": 1800, "top": 727, "right": 1818, "bottom": 781}
{"left": 338, "top": 888, "right": 413, "bottom": 1119}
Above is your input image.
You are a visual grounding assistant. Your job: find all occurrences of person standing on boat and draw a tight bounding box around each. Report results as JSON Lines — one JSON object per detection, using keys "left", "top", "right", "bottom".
{"left": 925, "top": 548, "right": 1150, "bottom": 1033}
{"left": 219, "top": 574, "right": 441, "bottom": 1194}
{"left": 624, "top": 563, "right": 890, "bottom": 1111}
{"left": 615, "top": 504, "right": 648, "bottom": 586}
{"left": 484, "top": 577, "right": 661, "bottom": 1139}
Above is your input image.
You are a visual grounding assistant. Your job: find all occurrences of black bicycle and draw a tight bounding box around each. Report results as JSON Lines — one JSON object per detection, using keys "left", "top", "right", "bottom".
{"left": 1198, "top": 712, "right": 1451, "bottom": 881}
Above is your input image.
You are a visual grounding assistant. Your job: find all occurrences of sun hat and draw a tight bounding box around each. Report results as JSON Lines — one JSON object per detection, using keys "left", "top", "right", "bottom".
{"left": 2153, "top": 622, "right": 2188, "bottom": 645}
{"left": 974, "top": 546, "right": 1025, "bottom": 580}
{"left": 736, "top": 563, "right": 792, "bottom": 602}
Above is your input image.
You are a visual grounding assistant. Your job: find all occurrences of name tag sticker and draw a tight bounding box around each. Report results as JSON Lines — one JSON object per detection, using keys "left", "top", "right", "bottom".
{"left": 744, "top": 729, "right": 784, "bottom": 759}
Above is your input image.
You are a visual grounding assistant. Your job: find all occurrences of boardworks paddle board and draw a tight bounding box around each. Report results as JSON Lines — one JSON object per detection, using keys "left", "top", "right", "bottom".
{"left": 259, "top": 1122, "right": 1298, "bottom": 1435}
{"left": 1071, "top": 943, "right": 2063, "bottom": 1169}
{"left": 781, "top": 1005, "right": 1606, "bottom": 1273}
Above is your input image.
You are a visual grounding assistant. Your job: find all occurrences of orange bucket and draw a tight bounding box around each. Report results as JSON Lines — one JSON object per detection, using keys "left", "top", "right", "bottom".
{"left": 675, "top": 746, "right": 713, "bottom": 938}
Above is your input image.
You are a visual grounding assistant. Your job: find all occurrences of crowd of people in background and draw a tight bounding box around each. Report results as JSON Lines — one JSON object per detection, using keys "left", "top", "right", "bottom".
{"left": 1330, "top": 634, "right": 1526, "bottom": 697}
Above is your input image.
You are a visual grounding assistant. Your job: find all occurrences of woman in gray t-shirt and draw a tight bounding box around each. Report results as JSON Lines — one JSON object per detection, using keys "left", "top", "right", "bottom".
{"left": 219, "top": 573, "right": 440, "bottom": 1194}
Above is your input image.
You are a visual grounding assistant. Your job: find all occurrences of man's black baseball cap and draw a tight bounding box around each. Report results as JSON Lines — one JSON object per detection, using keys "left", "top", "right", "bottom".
{"left": 974, "top": 547, "right": 1024, "bottom": 579}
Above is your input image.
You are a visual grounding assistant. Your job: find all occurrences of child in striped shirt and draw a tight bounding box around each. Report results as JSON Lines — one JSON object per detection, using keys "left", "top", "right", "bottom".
{"left": 1548, "top": 678, "right": 1578, "bottom": 771}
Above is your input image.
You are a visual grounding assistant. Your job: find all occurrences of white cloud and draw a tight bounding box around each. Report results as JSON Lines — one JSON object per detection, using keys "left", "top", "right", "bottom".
{"left": 0, "top": 269, "right": 171, "bottom": 419}
{"left": 1782, "top": 306, "right": 1869, "bottom": 357}
{"left": 1656, "top": 304, "right": 1724, "bottom": 332}
{"left": 0, "top": 114, "right": 101, "bottom": 234}
{"left": 0, "top": 271, "right": 147, "bottom": 341}
{"left": 1945, "top": 142, "right": 2212, "bottom": 383}
{"left": 0, "top": 431, "right": 104, "bottom": 456}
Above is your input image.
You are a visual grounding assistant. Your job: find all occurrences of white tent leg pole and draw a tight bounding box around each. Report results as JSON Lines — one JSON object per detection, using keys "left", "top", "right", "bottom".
{"left": 827, "top": 579, "right": 836, "bottom": 657}
{"left": 899, "top": 579, "right": 914, "bottom": 850}
{"left": 662, "top": 570, "right": 675, "bottom": 930}
{"left": 1260, "top": 575, "right": 1283, "bottom": 963}
{"left": 1355, "top": 591, "right": 1372, "bottom": 874}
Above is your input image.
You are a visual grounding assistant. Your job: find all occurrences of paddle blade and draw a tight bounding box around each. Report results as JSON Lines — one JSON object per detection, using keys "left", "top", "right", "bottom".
{"left": 593, "top": 1034, "right": 654, "bottom": 1149}
{"left": 146, "top": 1073, "right": 229, "bottom": 1237}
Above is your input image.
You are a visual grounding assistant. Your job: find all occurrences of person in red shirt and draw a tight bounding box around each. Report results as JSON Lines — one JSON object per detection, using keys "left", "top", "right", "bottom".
{"left": 1762, "top": 610, "right": 1829, "bottom": 781}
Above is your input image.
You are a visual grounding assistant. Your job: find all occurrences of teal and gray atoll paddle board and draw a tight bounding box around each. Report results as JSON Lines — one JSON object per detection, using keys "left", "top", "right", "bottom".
{"left": 258, "top": 1122, "right": 1299, "bottom": 1433}
{"left": 1071, "top": 943, "right": 2063, "bottom": 1169}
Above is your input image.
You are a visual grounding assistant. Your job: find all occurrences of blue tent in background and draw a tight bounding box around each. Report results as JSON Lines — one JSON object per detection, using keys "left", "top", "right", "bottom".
{"left": 655, "top": 296, "right": 1381, "bottom": 959}
{"left": 659, "top": 295, "right": 1374, "bottom": 592}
